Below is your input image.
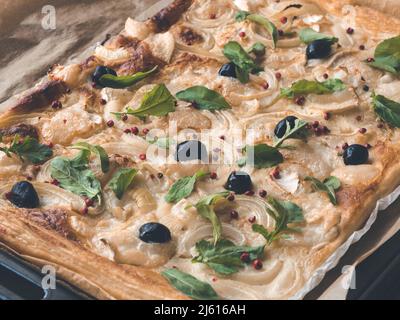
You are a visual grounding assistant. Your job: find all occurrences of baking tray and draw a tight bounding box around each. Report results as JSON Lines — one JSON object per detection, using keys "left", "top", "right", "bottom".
{"left": 1, "top": 231, "right": 398, "bottom": 300}
{"left": 0, "top": 248, "right": 91, "bottom": 300}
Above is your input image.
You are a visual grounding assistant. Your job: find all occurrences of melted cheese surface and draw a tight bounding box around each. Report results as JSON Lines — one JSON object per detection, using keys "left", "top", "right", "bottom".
{"left": 2, "top": 0, "right": 400, "bottom": 300}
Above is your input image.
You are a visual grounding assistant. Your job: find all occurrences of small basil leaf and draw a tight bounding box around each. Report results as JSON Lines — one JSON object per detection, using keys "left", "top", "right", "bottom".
{"left": 50, "top": 154, "right": 102, "bottom": 200}
{"left": 299, "top": 28, "right": 338, "bottom": 44}
{"left": 248, "top": 42, "right": 266, "bottom": 56}
{"left": 235, "top": 65, "right": 250, "bottom": 83}
{"left": 176, "top": 86, "right": 231, "bottom": 111}
{"left": 195, "top": 191, "right": 230, "bottom": 207}
{"left": 114, "top": 84, "right": 176, "bottom": 118}
{"left": 252, "top": 224, "right": 274, "bottom": 244}
{"left": 273, "top": 118, "right": 309, "bottom": 148}
{"left": 108, "top": 168, "right": 138, "bottom": 200}
{"left": 240, "top": 144, "right": 283, "bottom": 169}
{"left": 4, "top": 135, "right": 53, "bottom": 164}
{"left": 223, "top": 41, "right": 262, "bottom": 84}
{"left": 165, "top": 171, "right": 209, "bottom": 203}
{"left": 324, "top": 176, "right": 341, "bottom": 190}
{"left": 280, "top": 79, "right": 346, "bottom": 99}
{"left": 191, "top": 192, "right": 230, "bottom": 244}
{"left": 146, "top": 136, "right": 174, "bottom": 149}
{"left": 305, "top": 176, "right": 341, "bottom": 205}
{"left": 372, "top": 93, "right": 400, "bottom": 128}
{"left": 254, "top": 197, "right": 304, "bottom": 244}
{"left": 236, "top": 11, "right": 278, "bottom": 48}
{"left": 235, "top": 10, "right": 250, "bottom": 21}
{"left": 367, "top": 36, "right": 400, "bottom": 74}
{"left": 161, "top": 268, "right": 219, "bottom": 300}
{"left": 246, "top": 14, "right": 278, "bottom": 48}
{"left": 98, "top": 66, "right": 158, "bottom": 88}
{"left": 71, "top": 142, "right": 110, "bottom": 173}
{"left": 193, "top": 239, "right": 265, "bottom": 275}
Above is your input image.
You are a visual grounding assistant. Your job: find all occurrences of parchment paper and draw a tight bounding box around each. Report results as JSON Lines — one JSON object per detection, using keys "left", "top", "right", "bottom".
{"left": 0, "top": 0, "right": 399, "bottom": 300}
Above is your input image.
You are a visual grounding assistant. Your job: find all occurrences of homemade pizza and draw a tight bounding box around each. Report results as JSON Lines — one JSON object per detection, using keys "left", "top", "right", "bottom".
{"left": 0, "top": 0, "right": 400, "bottom": 300}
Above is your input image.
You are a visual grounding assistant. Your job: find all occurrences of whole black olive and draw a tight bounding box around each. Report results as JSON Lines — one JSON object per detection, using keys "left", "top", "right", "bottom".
{"left": 343, "top": 144, "right": 369, "bottom": 165}
{"left": 274, "top": 116, "right": 298, "bottom": 138}
{"left": 218, "top": 63, "right": 237, "bottom": 79}
{"left": 306, "top": 39, "right": 333, "bottom": 60}
{"left": 7, "top": 181, "right": 39, "bottom": 208}
{"left": 92, "top": 66, "right": 117, "bottom": 85}
{"left": 175, "top": 140, "right": 208, "bottom": 162}
{"left": 139, "top": 222, "right": 172, "bottom": 243}
{"left": 224, "top": 171, "right": 253, "bottom": 194}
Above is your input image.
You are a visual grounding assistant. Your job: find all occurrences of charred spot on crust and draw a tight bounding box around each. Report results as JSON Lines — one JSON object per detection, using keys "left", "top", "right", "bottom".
{"left": 11, "top": 80, "right": 69, "bottom": 113}
{"left": 0, "top": 123, "right": 39, "bottom": 140}
{"left": 179, "top": 27, "right": 203, "bottom": 45}
{"left": 151, "top": 0, "right": 193, "bottom": 32}
{"left": 107, "top": 34, "right": 140, "bottom": 50}
{"left": 117, "top": 43, "right": 163, "bottom": 76}
{"left": 22, "top": 208, "right": 76, "bottom": 240}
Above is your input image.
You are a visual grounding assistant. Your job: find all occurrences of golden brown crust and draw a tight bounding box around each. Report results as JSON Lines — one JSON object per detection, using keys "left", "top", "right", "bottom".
{"left": 150, "top": 0, "right": 194, "bottom": 32}
{"left": 0, "top": 123, "right": 39, "bottom": 140}
{"left": 10, "top": 80, "right": 68, "bottom": 113}
{"left": 0, "top": 206, "right": 187, "bottom": 300}
{"left": 309, "top": 142, "right": 400, "bottom": 271}
{"left": 117, "top": 42, "right": 164, "bottom": 76}
{"left": 0, "top": 0, "right": 400, "bottom": 300}
{"left": 310, "top": 0, "right": 400, "bottom": 34}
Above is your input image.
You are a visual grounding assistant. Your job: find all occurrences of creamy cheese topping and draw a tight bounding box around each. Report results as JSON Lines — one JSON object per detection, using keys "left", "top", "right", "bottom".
{"left": 2, "top": 0, "right": 399, "bottom": 300}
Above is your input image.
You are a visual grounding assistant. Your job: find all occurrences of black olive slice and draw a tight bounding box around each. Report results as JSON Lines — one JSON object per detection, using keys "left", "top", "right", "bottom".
{"left": 7, "top": 181, "right": 40, "bottom": 208}
{"left": 274, "top": 116, "right": 298, "bottom": 138}
{"left": 343, "top": 144, "right": 369, "bottom": 165}
{"left": 224, "top": 171, "right": 253, "bottom": 195}
{"left": 139, "top": 222, "right": 172, "bottom": 243}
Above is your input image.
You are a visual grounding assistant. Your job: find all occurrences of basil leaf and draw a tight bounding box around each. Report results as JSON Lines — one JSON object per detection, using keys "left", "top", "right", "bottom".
{"left": 193, "top": 239, "right": 265, "bottom": 275}
{"left": 273, "top": 118, "right": 309, "bottom": 148}
{"left": 195, "top": 191, "right": 230, "bottom": 207}
{"left": 165, "top": 171, "right": 209, "bottom": 203}
{"left": 98, "top": 66, "right": 158, "bottom": 88}
{"left": 235, "top": 10, "right": 250, "bottom": 21}
{"left": 161, "top": 268, "right": 219, "bottom": 300}
{"left": 305, "top": 176, "right": 341, "bottom": 205}
{"left": 108, "top": 168, "right": 138, "bottom": 200}
{"left": 50, "top": 152, "right": 102, "bottom": 200}
{"left": 235, "top": 65, "right": 250, "bottom": 83}
{"left": 176, "top": 86, "right": 231, "bottom": 111}
{"left": 114, "top": 84, "right": 175, "bottom": 118}
{"left": 248, "top": 42, "right": 266, "bottom": 56}
{"left": 239, "top": 144, "right": 283, "bottom": 169}
{"left": 191, "top": 192, "right": 230, "bottom": 244}
{"left": 223, "top": 41, "right": 262, "bottom": 83}
{"left": 253, "top": 197, "right": 304, "bottom": 244}
{"left": 70, "top": 149, "right": 90, "bottom": 169}
{"left": 71, "top": 142, "right": 109, "bottom": 173}
{"left": 372, "top": 93, "right": 400, "bottom": 128}
{"left": 1, "top": 135, "right": 53, "bottom": 164}
{"left": 280, "top": 79, "right": 346, "bottom": 99}
{"left": 299, "top": 28, "right": 338, "bottom": 45}
{"left": 156, "top": 137, "right": 173, "bottom": 149}
{"left": 146, "top": 136, "right": 174, "bottom": 149}
{"left": 367, "top": 36, "right": 400, "bottom": 74}
{"left": 236, "top": 11, "right": 278, "bottom": 48}
{"left": 324, "top": 176, "right": 341, "bottom": 190}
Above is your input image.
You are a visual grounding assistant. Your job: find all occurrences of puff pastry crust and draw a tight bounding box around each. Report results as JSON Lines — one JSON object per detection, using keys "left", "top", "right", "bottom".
{"left": 0, "top": 0, "right": 399, "bottom": 299}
